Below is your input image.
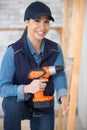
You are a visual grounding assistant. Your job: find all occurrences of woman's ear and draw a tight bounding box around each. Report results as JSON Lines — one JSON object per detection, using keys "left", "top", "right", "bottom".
{"left": 25, "top": 20, "right": 29, "bottom": 26}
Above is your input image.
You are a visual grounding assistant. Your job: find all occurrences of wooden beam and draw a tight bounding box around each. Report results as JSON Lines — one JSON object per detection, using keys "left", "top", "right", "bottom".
{"left": 50, "top": 27, "right": 62, "bottom": 36}
{"left": 62, "top": 62, "right": 74, "bottom": 130}
{"left": 50, "top": 27, "right": 62, "bottom": 44}
{"left": 61, "top": 0, "right": 70, "bottom": 63}
{"left": 67, "top": 0, "right": 86, "bottom": 130}
{"left": 67, "top": 63, "right": 79, "bottom": 130}
{"left": 0, "top": 27, "right": 24, "bottom": 31}
{"left": 57, "top": 108, "right": 63, "bottom": 130}
{"left": 56, "top": 1, "right": 70, "bottom": 129}
{"left": 68, "top": 0, "right": 86, "bottom": 65}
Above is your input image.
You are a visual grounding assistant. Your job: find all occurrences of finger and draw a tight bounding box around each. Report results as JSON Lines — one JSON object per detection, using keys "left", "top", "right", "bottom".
{"left": 40, "top": 83, "right": 47, "bottom": 88}
{"left": 40, "top": 85, "right": 45, "bottom": 91}
{"left": 63, "top": 107, "right": 69, "bottom": 116}
{"left": 63, "top": 110, "right": 68, "bottom": 116}
{"left": 40, "top": 87, "right": 45, "bottom": 91}
{"left": 40, "top": 79, "right": 49, "bottom": 83}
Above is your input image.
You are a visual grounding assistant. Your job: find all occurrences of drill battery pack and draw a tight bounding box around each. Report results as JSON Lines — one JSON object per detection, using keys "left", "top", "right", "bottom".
{"left": 33, "top": 99, "right": 54, "bottom": 109}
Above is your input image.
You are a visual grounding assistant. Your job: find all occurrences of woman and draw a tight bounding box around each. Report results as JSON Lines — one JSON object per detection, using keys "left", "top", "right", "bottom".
{"left": 0, "top": 1, "right": 68, "bottom": 130}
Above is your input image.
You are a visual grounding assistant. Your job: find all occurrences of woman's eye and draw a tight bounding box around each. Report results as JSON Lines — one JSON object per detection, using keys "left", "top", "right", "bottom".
{"left": 34, "top": 19, "right": 40, "bottom": 22}
{"left": 45, "top": 20, "right": 50, "bottom": 24}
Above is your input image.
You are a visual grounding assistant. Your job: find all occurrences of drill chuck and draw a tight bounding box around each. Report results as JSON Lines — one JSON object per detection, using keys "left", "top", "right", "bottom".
{"left": 55, "top": 66, "right": 64, "bottom": 73}
{"left": 49, "top": 66, "right": 64, "bottom": 75}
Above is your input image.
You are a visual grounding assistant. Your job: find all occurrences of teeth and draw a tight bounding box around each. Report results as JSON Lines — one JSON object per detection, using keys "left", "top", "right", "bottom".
{"left": 37, "top": 31, "right": 44, "bottom": 35}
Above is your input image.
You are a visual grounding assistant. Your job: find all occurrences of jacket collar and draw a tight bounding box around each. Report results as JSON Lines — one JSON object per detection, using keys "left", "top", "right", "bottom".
{"left": 26, "top": 35, "right": 44, "bottom": 57}
{"left": 20, "top": 36, "right": 53, "bottom": 62}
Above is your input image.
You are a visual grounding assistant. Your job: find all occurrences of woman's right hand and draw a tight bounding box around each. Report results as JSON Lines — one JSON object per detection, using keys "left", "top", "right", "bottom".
{"left": 24, "top": 79, "right": 48, "bottom": 94}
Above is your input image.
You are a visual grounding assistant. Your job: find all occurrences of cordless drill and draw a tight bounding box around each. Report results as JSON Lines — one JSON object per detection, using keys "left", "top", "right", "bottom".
{"left": 28, "top": 66, "right": 64, "bottom": 109}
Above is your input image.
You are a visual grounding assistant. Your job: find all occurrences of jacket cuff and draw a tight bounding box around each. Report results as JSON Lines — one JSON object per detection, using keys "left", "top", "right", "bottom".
{"left": 17, "top": 85, "right": 25, "bottom": 101}
{"left": 56, "top": 88, "right": 67, "bottom": 104}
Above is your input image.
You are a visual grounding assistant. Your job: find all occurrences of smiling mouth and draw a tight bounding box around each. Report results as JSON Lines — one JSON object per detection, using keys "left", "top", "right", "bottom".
{"left": 36, "top": 31, "right": 45, "bottom": 35}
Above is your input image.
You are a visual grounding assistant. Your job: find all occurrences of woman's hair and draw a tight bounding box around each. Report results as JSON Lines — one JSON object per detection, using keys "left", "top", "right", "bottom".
{"left": 21, "top": 27, "right": 27, "bottom": 38}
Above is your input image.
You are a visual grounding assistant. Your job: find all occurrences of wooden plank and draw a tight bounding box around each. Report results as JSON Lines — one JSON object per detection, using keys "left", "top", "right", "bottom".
{"left": 67, "top": 63, "right": 79, "bottom": 130}
{"left": 68, "top": 0, "right": 86, "bottom": 63}
{"left": 0, "top": 117, "right": 3, "bottom": 129}
{"left": 51, "top": 27, "right": 62, "bottom": 43}
{"left": 56, "top": 62, "right": 74, "bottom": 130}
{"left": 57, "top": 108, "right": 63, "bottom": 130}
{"left": 50, "top": 27, "right": 62, "bottom": 36}
{"left": 67, "top": 0, "right": 86, "bottom": 130}
{"left": 62, "top": 62, "right": 74, "bottom": 130}
{"left": 61, "top": 0, "right": 70, "bottom": 63}
{"left": 21, "top": 120, "right": 30, "bottom": 130}
{"left": 57, "top": 1, "right": 70, "bottom": 129}
{"left": 0, "top": 27, "right": 24, "bottom": 31}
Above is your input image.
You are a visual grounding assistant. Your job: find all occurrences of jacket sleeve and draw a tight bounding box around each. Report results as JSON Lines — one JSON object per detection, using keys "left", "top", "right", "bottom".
{"left": 0, "top": 46, "right": 25, "bottom": 101}
{"left": 52, "top": 44, "right": 67, "bottom": 104}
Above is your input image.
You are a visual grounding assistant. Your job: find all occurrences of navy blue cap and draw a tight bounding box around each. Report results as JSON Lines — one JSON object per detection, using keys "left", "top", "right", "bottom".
{"left": 24, "top": 1, "right": 54, "bottom": 22}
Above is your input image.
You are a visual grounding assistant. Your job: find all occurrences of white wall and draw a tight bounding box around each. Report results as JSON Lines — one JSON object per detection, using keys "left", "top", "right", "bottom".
{"left": 78, "top": 1, "right": 87, "bottom": 129}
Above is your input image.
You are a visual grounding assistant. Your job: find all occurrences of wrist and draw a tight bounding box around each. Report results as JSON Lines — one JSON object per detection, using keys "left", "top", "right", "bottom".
{"left": 24, "top": 85, "right": 28, "bottom": 94}
{"left": 24, "top": 84, "right": 31, "bottom": 94}
{"left": 60, "top": 96, "right": 67, "bottom": 103}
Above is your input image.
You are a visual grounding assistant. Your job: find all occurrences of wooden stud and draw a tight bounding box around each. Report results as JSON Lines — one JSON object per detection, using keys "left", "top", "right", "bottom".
{"left": 57, "top": 0, "right": 71, "bottom": 129}
{"left": 0, "top": 27, "right": 24, "bottom": 31}
{"left": 68, "top": 0, "right": 86, "bottom": 64}
{"left": 61, "top": 0, "right": 70, "bottom": 63}
{"left": 67, "top": 63, "right": 79, "bottom": 130}
{"left": 62, "top": 62, "right": 74, "bottom": 130}
{"left": 67, "top": 0, "right": 86, "bottom": 130}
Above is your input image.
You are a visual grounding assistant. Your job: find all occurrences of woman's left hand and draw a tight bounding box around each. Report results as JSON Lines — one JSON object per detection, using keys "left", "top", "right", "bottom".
{"left": 60, "top": 96, "right": 69, "bottom": 116}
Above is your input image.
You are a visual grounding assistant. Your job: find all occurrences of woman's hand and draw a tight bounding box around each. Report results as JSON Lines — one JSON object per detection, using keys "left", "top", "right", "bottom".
{"left": 60, "top": 96, "right": 69, "bottom": 116}
{"left": 24, "top": 79, "right": 48, "bottom": 94}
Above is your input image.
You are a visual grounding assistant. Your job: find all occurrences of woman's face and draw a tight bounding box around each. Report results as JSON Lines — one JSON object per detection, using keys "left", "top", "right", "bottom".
{"left": 25, "top": 16, "right": 50, "bottom": 42}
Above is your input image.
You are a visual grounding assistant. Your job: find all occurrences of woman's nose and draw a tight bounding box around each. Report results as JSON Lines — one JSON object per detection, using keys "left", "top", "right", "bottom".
{"left": 39, "top": 22, "right": 45, "bottom": 29}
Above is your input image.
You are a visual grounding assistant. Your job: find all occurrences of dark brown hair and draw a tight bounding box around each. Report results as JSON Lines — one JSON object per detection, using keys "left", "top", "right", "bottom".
{"left": 21, "top": 27, "right": 27, "bottom": 38}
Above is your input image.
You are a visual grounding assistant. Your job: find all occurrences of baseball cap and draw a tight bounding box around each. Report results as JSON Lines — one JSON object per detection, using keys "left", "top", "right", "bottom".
{"left": 24, "top": 1, "right": 54, "bottom": 22}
